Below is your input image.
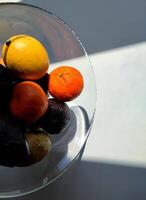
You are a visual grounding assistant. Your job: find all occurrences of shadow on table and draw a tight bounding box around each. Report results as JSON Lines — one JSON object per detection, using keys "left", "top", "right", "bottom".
{"left": 15, "top": 159, "right": 146, "bottom": 200}
{"left": 21, "top": 0, "right": 146, "bottom": 54}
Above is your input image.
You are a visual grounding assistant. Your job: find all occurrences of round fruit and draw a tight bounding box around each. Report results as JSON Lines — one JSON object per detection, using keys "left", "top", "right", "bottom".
{"left": 25, "top": 131, "right": 51, "bottom": 165}
{"left": 2, "top": 35, "right": 49, "bottom": 80}
{"left": 10, "top": 81, "right": 48, "bottom": 124}
{"left": 0, "top": 115, "right": 28, "bottom": 167}
{"left": 48, "top": 66, "right": 84, "bottom": 101}
{"left": 36, "top": 98, "right": 71, "bottom": 134}
{"left": 0, "top": 65, "right": 15, "bottom": 109}
{"left": 35, "top": 73, "right": 49, "bottom": 95}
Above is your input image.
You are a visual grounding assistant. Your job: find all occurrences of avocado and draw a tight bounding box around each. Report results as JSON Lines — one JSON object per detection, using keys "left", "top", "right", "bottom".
{"left": 36, "top": 98, "right": 71, "bottom": 134}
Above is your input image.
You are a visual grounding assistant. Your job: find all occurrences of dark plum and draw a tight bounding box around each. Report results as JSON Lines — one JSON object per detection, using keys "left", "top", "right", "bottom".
{"left": 35, "top": 73, "right": 49, "bottom": 95}
{"left": 0, "top": 65, "right": 16, "bottom": 109}
{"left": 0, "top": 115, "right": 29, "bottom": 167}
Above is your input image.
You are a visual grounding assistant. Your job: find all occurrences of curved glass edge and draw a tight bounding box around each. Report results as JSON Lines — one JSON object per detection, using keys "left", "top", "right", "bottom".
{"left": 0, "top": 2, "right": 97, "bottom": 198}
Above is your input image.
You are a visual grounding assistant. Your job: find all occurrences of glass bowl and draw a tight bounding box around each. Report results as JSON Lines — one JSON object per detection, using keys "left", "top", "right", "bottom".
{"left": 0, "top": 2, "right": 96, "bottom": 198}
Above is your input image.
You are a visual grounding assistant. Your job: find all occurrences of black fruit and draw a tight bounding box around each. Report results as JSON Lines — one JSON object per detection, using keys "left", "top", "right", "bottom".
{"left": 0, "top": 116, "right": 29, "bottom": 167}
{"left": 25, "top": 131, "right": 51, "bottom": 165}
{"left": 36, "top": 98, "right": 71, "bottom": 134}
{"left": 0, "top": 65, "right": 16, "bottom": 109}
{"left": 35, "top": 73, "right": 49, "bottom": 95}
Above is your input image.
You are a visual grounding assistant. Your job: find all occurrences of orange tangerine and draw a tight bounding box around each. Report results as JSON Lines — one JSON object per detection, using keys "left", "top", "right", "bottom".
{"left": 48, "top": 66, "right": 84, "bottom": 101}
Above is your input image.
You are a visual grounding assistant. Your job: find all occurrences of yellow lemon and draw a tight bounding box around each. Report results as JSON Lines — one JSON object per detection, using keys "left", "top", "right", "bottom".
{"left": 2, "top": 35, "right": 49, "bottom": 80}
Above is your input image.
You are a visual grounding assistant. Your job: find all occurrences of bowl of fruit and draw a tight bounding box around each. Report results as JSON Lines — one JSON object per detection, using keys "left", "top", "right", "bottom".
{"left": 0, "top": 2, "right": 96, "bottom": 198}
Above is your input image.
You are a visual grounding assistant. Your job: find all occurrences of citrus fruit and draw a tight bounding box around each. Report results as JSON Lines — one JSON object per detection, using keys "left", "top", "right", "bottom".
{"left": 48, "top": 66, "right": 84, "bottom": 101}
{"left": 10, "top": 81, "right": 48, "bottom": 124}
{"left": 2, "top": 35, "right": 49, "bottom": 80}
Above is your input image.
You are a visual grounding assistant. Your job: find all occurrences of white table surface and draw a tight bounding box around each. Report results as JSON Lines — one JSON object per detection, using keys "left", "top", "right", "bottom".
{"left": 85, "top": 42, "right": 146, "bottom": 167}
